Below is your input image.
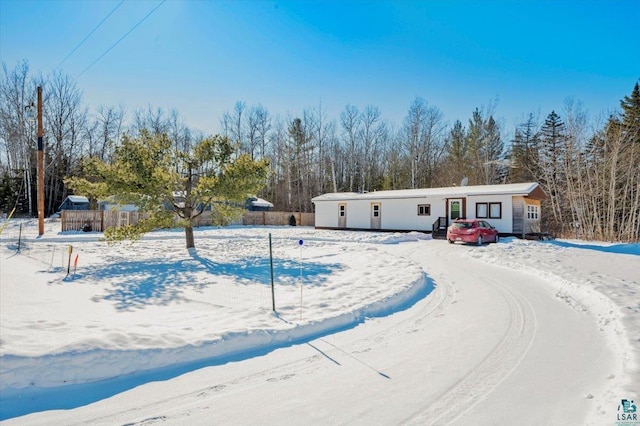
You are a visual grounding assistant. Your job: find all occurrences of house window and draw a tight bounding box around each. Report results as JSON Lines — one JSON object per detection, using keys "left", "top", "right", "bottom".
{"left": 373, "top": 204, "right": 380, "bottom": 217}
{"left": 527, "top": 205, "right": 539, "bottom": 219}
{"left": 417, "top": 204, "right": 431, "bottom": 216}
{"left": 476, "top": 202, "right": 502, "bottom": 219}
{"left": 476, "top": 203, "right": 488, "bottom": 218}
{"left": 489, "top": 202, "right": 502, "bottom": 219}
{"left": 339, "top": 205, "right": 345, "bottom": 217}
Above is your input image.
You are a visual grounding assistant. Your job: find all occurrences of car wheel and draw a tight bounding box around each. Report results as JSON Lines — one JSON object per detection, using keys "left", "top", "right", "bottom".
{"left": 448, "top": 239, "right": 454, "bottom": 244}
{"left": 476, "top": 235, "right": 483, "bottom": 246}
{"left": 494, "top": 234, "right": 499, "bottom": 243}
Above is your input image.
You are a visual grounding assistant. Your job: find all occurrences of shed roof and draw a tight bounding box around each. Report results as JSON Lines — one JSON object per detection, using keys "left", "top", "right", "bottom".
{"left": 312, "top": 182, "right": 545, "bottom": 202}
{"left": 248, "top": 197, "right": 274, "bottom": 208}
{"left": 65, "top": 195, "right": 90, "bottom": 203}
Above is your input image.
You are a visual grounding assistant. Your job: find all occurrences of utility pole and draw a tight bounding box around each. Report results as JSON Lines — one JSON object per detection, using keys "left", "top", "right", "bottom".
{"left": 37, "top": 86, "right": 44, "bottom": 236}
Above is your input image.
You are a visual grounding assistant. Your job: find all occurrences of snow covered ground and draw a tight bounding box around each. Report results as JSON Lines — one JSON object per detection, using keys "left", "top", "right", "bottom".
{"left": 0, "top": 218, "right": 638, "bottom": 425}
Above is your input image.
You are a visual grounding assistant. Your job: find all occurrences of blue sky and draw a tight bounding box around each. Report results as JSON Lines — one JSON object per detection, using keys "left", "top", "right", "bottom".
{"left": 1, "top": 0, "right": 638, "bottom": 136}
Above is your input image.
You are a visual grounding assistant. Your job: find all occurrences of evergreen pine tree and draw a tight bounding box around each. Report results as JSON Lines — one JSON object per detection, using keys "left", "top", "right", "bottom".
{"left": 509, "top": 113, "right": 539, "bottom": 182}
{"left": 446, "top": 120, "right": 469, "bottom": 182}
{"left": 483, "top": 116, "right": 504, "bottom": 184}
{"left": 465, "top": 109, "right": 504, "bottom": 184}
{"left": 540, "top": 111, "right": 567, "bottom": 184}
{"left": 620, "top": 81, "right": 640, "bottom": 144}
{"left": 539, "top": 111, "right": 568, "bottom": 233}
{"left": 465, "top": 109, "right": 484, "bottom": 184}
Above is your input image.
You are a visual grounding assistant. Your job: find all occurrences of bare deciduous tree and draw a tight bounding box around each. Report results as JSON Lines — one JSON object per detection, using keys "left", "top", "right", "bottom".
{"left": 403, "top": 97, "right": 447, "bottom": 188}
{"left": 0, "top": 61, "right": 35, "bottom": 214}
{"left": 92, "top": 104, "right": 125, "bottom": 161}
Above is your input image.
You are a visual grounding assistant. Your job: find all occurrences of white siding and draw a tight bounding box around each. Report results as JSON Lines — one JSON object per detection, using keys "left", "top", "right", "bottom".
{"left": 346, "top": 199, "right": 371, "bottom": 229}
{"left": 379, "top": 197, "right": 442, "bottom": 231}
{"left": 314, "top": 201, "right": 339, "bottom": 228}
{"left": 466, "top": 194, "right": 514, "bottom": 233}
{"left": 316, "top": 197, "right": 446, "bottom": 231}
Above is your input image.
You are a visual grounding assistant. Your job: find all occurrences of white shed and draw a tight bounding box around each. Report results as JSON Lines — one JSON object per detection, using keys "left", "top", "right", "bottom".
{"left": 311, "top": 182, "right": 546, "bottom": 237}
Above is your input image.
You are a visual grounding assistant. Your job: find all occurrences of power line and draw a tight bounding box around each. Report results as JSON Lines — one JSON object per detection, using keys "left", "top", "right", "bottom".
{"left": 75, "top": 0, "right": 167, "bottom": 81}
{"left": 55, "top": 0, "right": 126, "bottom": 71}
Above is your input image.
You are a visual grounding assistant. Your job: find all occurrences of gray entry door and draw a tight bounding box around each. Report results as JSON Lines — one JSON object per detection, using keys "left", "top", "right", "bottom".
{"left": 338, "top": 203, "right": 347, "bottom": 228}
{"left": 371, "top": 203, "right": 381, "bottom": 229}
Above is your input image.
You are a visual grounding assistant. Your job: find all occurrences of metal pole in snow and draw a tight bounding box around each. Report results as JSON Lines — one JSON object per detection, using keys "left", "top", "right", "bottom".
{"left": 66, "top": 245, "right": 73, "bottom": 277}
{"left": 299, "top": 239, "right": 303, "bottom": 320}
{"left": 269, "top": 233, "right": 275, "bottom": 312}
{"left": 17, "top": 223, "right": 22, "bottom": 252}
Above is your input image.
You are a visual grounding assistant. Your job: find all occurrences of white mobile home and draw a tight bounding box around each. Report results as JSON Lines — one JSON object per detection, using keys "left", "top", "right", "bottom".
{"left": 311, "top": 182, "right": 546, "bottom": 237}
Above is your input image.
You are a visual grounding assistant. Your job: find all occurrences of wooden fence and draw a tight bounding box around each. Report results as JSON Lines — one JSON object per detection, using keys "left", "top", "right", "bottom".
{"left": 241, "top": 211, "right": 314, "bottom": 227}
{"left": 61, "top": 210, "right": 315, "bottom": 232}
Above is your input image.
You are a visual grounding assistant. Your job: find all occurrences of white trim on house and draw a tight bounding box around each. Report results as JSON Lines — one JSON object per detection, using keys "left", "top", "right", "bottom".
{"left": 311, "top": 182, "right": 545, "bottom": 235}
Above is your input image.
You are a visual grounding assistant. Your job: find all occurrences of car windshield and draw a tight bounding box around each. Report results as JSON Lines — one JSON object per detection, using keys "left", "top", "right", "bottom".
{"left": 451, "top": 222, "right": 474, "bottom": 229}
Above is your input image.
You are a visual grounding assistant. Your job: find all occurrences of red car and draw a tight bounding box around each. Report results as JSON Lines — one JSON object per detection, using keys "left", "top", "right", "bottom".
{"left": 447, "top": 219, "right": 499, "bottom": 245}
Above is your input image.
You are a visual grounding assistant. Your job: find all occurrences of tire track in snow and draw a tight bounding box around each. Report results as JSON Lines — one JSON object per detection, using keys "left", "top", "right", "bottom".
{"left": 402, "top": 247, "right": 538, "bottom": 426}
{"left": 81, "top": 349, "right": 328, "bottom": 425}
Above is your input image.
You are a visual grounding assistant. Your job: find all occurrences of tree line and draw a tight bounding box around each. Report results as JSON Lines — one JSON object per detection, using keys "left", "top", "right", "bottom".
{"left": 1, "top": 60, "right": 638, "bottom": 241}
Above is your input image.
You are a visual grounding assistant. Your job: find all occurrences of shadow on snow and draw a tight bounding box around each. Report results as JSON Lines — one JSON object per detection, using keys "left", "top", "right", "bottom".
{"left": 84, "top": 252, "right": 341, "bottom": 310}
{"left": 547, "top": 240, "right": 640, "bottom": 256}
